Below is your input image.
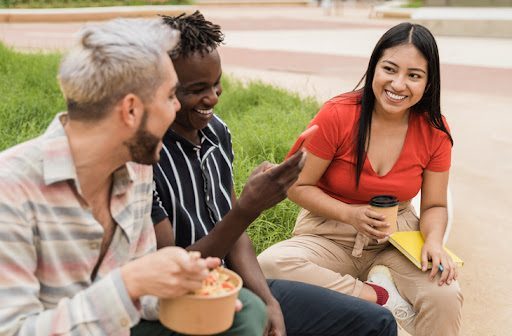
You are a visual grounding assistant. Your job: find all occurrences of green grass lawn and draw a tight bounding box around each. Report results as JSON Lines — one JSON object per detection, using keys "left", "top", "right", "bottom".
{"left": 218, "top": 76, "right": 319, "bottom": 253}
{"left": 0, "top": 43, "right": 320, "bottom": 254}
{"left": 0, "top": 44, "right": 64, "bottom": 150}
{"left": 1, "top": 0, "right": 190, "bottom": 9}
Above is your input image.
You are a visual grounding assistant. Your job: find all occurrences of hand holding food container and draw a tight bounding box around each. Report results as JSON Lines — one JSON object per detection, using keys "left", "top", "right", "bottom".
{"left": 159, "top": 252, "right": 243, "bottom": 335}
{"left": 121, "top": 247, "right": 221, "bottom": 300}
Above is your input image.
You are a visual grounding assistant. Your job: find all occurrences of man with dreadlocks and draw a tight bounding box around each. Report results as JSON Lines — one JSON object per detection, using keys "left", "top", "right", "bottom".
{"left": 135, "top": 11, "right": 397, "bottom": 336}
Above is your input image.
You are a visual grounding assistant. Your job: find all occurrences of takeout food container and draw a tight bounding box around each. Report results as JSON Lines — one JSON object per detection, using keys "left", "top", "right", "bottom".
{"left": 159, "top": 267, "right": 243, "bottom": 335}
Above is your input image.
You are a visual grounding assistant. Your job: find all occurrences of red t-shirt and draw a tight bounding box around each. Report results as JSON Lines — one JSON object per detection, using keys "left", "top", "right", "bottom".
{"left": 299, "top": 91, "right": 452, "bottom": 204}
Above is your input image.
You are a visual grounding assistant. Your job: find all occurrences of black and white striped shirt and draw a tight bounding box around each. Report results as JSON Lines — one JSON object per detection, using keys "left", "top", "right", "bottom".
{"left": 151, "top": 115, "right": 234, "bottom": 248}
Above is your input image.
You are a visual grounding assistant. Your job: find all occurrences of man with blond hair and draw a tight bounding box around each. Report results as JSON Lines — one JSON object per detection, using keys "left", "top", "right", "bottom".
{"left": 0, "top": 18, "right": 274, "bottom": 335}
{"left": 0, "top": 16, "right": 312, "bottom": 335}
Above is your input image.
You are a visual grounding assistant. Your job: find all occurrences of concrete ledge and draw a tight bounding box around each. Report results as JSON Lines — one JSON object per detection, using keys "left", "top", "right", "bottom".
{"left": 413, "top": 7, "right": 512, "bottom": 20}
{"left": 372, "top": 1, "right": 512, "bottom": 38}
{"left": 198, "top": 0, "right": 308, "bottom": 5}
{"left": 412, "top": 7, "right": 512, "bottom": 38}
{"left": 0, "top": 5, "right": 196, "bottom": 23}
{"left": 413, "top": 18, "right": 512, "bottom": 38}
{"left": 371, "top": 1, "right": 413, "bottom": 19}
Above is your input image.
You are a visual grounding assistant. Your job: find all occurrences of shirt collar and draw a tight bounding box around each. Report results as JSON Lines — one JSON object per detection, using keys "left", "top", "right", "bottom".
{"left": 112, "top": 163, "right": 135, "bottom": 196}
{"left": 164, "top": 122, "right": 220, "bottom": 151}
{"left": 42, "top": 113, "right": 134, "bottom": 196}
{"left": 42, "top": 113, "right": 79, "bottom": 187}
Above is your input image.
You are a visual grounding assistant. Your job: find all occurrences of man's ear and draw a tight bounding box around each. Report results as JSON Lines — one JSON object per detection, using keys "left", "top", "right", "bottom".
{"left": 119, "top": 93, "right": 144, "bottom": 129}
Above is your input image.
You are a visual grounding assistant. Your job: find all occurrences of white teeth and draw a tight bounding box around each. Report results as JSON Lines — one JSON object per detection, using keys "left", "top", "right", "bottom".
{"left": 195, "top": 108, "right": 213, "bottom": 115}
{"left": 385, "top": 90, "right": 406, "bottom": 100}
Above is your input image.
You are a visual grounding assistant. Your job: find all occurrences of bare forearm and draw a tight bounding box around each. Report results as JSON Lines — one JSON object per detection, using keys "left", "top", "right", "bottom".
{"left": 154, "top": 204, "right": 259, "bottom": 257}
{"left": 226, "top": 234, "right": 276, "bottom": 305}
{"left": 186, "top": 203, "right": 259, "bottom": 258}
{"left": 154, "top": 218, "right": 175, "bottom": 249}
{"left": 288, "top": 185, "right": 354, "bottom": 223}
{"left": 420, "top": 206, "right": 447, "bottom": 243}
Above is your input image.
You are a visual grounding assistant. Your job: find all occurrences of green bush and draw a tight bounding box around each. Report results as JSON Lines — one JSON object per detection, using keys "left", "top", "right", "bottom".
{"left": 0, "top": 44, "right": 320, "bottom": 254}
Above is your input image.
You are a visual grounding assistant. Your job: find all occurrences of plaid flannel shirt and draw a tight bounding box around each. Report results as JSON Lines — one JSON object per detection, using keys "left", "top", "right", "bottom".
{"left": 0, "top": 114, "right": 159, "bottom": 335}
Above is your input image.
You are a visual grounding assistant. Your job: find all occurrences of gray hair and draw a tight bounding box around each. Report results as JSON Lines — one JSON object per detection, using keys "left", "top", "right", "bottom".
{"left": 58, "top": 18, "right": 179, "bottom": 121}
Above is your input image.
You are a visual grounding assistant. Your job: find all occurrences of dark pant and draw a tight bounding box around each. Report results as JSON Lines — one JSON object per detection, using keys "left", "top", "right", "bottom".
{"left": 131, "top": 287, "right": 266, "bottom": 336}
{"left": 132, "top": 280, "right": 396, "bottom": 336}
{"left": 268, "top": 279, "right": 397, "bottom": 336}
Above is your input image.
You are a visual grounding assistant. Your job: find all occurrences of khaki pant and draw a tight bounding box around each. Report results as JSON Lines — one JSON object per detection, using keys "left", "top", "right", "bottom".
{"left": 258, "top": 205, "right": 463, "bottom": 336}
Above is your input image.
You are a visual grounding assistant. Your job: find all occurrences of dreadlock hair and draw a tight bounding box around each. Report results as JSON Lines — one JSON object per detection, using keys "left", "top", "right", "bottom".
{"left": 160, "top": 10, "right": 224, "bottom": 60}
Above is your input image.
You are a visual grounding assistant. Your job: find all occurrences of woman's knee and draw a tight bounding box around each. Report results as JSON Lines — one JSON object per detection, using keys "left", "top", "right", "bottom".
{"left": 257, "top": 243, "right": 306, "bottom": 278}
{"left": 416, "top": 281, "right": 463, "bottom": 314}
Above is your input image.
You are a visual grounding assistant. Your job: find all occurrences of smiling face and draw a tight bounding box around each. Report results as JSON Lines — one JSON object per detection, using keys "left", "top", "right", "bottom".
{"left": 171, "top": 49, "right": 222, "bottom": 144}
{"left": 372, "top": 43, "right": 428, "bottom": 118}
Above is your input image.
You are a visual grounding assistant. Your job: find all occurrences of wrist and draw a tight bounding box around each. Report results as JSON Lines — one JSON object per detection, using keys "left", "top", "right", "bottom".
{"left": 232, "top": 199, "right": 261, "bottom": 222}
{"left": 337, "top": 203, "right": 356, "bottom": 225}
{"left": 421, "top": 229, "right": 444, "bottom": 245}
{"left": 121, "top": 263, "right": 143, "bottom": 301}
{"left": 266, "top": 296, "right": 280, "bottom": 308}
{"left": 424, "top": 237, "right": 443, "bottom": 248}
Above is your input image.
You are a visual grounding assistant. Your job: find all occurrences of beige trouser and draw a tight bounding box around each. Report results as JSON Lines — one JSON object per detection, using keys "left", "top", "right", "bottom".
{"left": 258, "top": 205, "right": 463, "bottom": 336}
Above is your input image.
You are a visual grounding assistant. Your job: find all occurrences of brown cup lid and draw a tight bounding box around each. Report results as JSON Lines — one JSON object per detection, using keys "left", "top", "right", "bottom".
{"left": 370, "top": 195, "right": 398, "bottom": 207}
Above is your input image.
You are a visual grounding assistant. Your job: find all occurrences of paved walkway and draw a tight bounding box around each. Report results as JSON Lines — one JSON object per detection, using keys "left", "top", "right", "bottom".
{"left": 1, "top": 4, "right": 511, "bottom": 335}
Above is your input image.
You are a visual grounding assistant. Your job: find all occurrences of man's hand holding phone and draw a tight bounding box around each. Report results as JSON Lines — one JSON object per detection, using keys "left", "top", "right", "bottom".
{"left": 237, "top": 125, "right": 319, "bottom": 217}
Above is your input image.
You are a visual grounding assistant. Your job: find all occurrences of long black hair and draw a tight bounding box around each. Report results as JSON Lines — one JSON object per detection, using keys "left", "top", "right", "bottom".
{"left": 353, "top": 22, "right": 453, "bottom": 187}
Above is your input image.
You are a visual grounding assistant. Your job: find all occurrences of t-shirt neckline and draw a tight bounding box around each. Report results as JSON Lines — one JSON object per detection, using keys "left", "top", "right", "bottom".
{"left": 365, "top": 112, "right": 414, "bottom": 178}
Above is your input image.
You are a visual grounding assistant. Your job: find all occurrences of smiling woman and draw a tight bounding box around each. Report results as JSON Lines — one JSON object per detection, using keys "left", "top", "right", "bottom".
{"left": 367, "top": 44, "right": 428, "bottom": 178}
{"left": 258, "top": 22, "right": 463, "bottom": 336}
{"left": 372, "top": 44, "right": 428, "bottom": 118}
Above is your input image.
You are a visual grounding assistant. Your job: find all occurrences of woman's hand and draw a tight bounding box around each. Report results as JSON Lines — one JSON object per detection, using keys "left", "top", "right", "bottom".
{"left": 348, "top": 205, "right": 390, "bottom": 241}
{"left": 421, "top": 238, "right": 458, "bottom": 286}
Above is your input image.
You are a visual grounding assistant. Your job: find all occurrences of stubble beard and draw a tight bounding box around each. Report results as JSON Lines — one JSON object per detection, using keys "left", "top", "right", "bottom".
{"left": 125, "top": 111, "right": 161, "bottom": 165}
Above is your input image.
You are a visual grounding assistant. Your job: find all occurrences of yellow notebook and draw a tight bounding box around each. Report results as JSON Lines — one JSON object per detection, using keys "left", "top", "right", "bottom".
{"left": 389, "top": 231, "right": 464, "bottom": 270}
